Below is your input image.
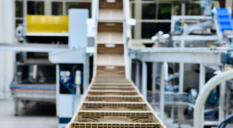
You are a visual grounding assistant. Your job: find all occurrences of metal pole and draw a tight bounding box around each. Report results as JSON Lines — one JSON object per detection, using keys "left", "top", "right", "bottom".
{"left": 199, "top": 63, "right": 206, "bottom": 91}
{"left": 179, "top": 62, "right": 184, "bottom": 93}
{"left": 128, "top": 57, "right": 132, "bottom": 80}
{"left": 199, "top": 63, "right": 206, "bottom": 127}
{"left": 23, "top": 0, "right": 27, "bottom": 21}
{"left": 56, "top": 64, "right": 60, "bottom": 117}
{"left": 225, "top": 0, "right": 233, "bottom": 9}
{"left": 83, "top": 54, "right": 87, "bottom": 93}
{"left": 181, "top": 3, "right": 185, "bottom": 16}
{"left": 142, "top": 61, "right": 147, "bottom": 99}
{"left": 135, "top": 60, "right": 140, "bottom": 89}
{"left": 156, "top": 0, "right": 159, "bottom": 19}
{"left": 152, "top": 62, "right": 157, "bottom": 103}
{"left": 160, "top": 62, "right": 165, "bottom": 121}
{"left": 171, "top": 107, "right": 174, "bottom": 120}
{"left": 180, "top": 39, "right": 185, "bottom": 48}
{"left": 219, "top": 65, "right": 226, "bottom": 121}
{"left": 134, "top": 0, "right": 142, "bottom": 39}
{"left": 86, "top": 54, "right": 89, "bottom": 89}
{"left": 63, "top": 0, "right": 66, "bottom": 15}
{"left": 45, "top": 0, "right": 51, "bottom": 15}
{"left": 14, "top": 98, "right": 19, "bottom": 116}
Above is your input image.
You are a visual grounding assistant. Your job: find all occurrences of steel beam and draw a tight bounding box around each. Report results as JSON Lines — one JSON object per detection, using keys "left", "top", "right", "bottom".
{"left": 160, "top": 62, "right": 165, "bottom": 121}
{"left": 133, "top": 48, "right": 226, "bottom": 65}
{"left": 152, "top": 62, "right": 157, "bottom": 103}
{"left": 142, "top": 61, "right": 147, "bottom": 99}
{"left": 0, "top": 43, "right": 67, "bottom": 52}
{"left": 219, "top": 65, "right": 226, "bottom": 121}
{"left": 179, "top": 62, "right": 184, "bottom": 93}
{"left": 199, "top": 63, "right": 206, "bottom": 128}
{"left": 135, "top": 61, "right": 140, "bottom": 89}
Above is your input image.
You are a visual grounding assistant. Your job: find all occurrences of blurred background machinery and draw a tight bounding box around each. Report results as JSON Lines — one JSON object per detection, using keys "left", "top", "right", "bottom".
{"left": 1, "top": 0, "right": 233, "bottom": 128}
{"left": 12, "top": 7, "right": 92, "bottom": 128}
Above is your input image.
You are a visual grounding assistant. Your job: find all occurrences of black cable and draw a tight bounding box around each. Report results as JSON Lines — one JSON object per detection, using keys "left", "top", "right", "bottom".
{"left": 10, "top": 70, "right": 18, "bottom": 86}
{"left": 221, "top": 123, "right": 227, "bottom": 128}
{"left": 217, "top": 113, "right": 233, "bottom": 128}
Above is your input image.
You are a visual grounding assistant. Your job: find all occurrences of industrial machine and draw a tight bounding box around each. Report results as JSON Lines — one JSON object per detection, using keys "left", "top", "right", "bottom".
{"left": 12, "top": 11, "right": 70, "bottom": 116}
{"left": 49, "top": 9, "right": 90, "bottom": 128}
{"left": 1, "top": 0, "right": 233, "bottom": 128}
{"left": 12, "top": 14, "right": 71, "bottom": 115}
{"left": 136, "top": 0, "right": 233, "bottom": 127}
{"left": 10, "top": 8, "right": 93, "bottom": 127}
{"left": 11, "top": 2, "right": 94, "bottom": 118}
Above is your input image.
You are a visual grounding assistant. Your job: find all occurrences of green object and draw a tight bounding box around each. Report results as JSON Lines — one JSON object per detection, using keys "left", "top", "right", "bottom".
{"left": 160, "top": 4, "right": 171, "bottom": 14}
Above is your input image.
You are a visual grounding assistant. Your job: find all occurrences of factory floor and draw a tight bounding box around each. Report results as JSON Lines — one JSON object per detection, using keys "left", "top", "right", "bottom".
{"left": 1, "top": 98, "right": 231, "bottom": 128}
{"left": 0, "top": 98, "right": 57, "bottom": 128}
{"left": 0, "top": 98, "right": 191, "bottom": 128}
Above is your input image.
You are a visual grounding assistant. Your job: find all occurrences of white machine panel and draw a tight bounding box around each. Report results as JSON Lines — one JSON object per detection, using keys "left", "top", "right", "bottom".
{"left": 69, "top": 9, "right": 88, "bottom": 49}
{"left": 57, "top": 94, "right": 83, "bottom": 117}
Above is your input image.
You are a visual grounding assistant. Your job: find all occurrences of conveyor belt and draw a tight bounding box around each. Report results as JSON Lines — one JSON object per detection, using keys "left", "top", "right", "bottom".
{"left": 66, "top": 0, "right": 166, "bottom": 128}
{"left": 217, "top": 8, "right": 233, "bottom": 32}
{"left": 10, "top": 84, "right": 56, "bottom": 99}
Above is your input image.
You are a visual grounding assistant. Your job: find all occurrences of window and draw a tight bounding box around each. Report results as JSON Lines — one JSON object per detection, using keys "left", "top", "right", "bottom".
{"left": 15, "top": 0, "right": 23, "bottom": 17}
{"left": 65, "top": 2, "right": 92, "bottom": 18}
{"left": 141, "top": 23, "right": 170, "bottom": 39}
{"left": 52, "top": 2, "right": 63, "bottom": 15}
{"left": 218, "top": 0, "right": 225, "bottom": 8}
{"left": 15, "top": 0, "right": 23, "bottom": 28}
{"left": 172, "top": 3, "right": 181, "bottom": 16}
{"left": 158, "top": 4, "right": 171, "bottom": 19}
{"left": 141, "top": 3, "right": 172, "bottom": 20}
{"left": 142, "top": 3, "right": 156, "bottom": 19}
{"left": 131, "top": 3, "right": 135, "bottom": 18}
{"left": 131, "top": 26, "right": 135, "bottom": 39}
{"left": 131, "top": 1, "right": 172, "bottom": 39}
{"left": 27, "top": 1, "right": 44, "bottom": 15}
{"left": 185, "top": 3, "right": 203, "bottom": 16}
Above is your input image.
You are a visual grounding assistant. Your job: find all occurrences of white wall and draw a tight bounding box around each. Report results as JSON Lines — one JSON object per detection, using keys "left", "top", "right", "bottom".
{"left": 225, "top": 0, "right": 233, "bottom": 9}
{"left": 0, "top": 0, "right": 15, "bottom": 99}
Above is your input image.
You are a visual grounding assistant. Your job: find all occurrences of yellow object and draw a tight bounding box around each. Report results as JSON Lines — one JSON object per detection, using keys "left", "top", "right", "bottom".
{"left": 27, "top": 15, "right": 69, "bottom": 33}
{"left": 226, "top": 67, "right": 232, "bottom": 71}
{"left": 76, "top": 77, "right": 80, "bottom": 85}
{"left": 207, "top": 42, "right": 214, "bottom": 46}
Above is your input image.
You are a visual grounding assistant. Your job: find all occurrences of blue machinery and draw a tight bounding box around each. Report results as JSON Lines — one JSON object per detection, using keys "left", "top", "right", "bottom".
{"left": 217, "top": 8, "right": 233, "bottom": 32}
